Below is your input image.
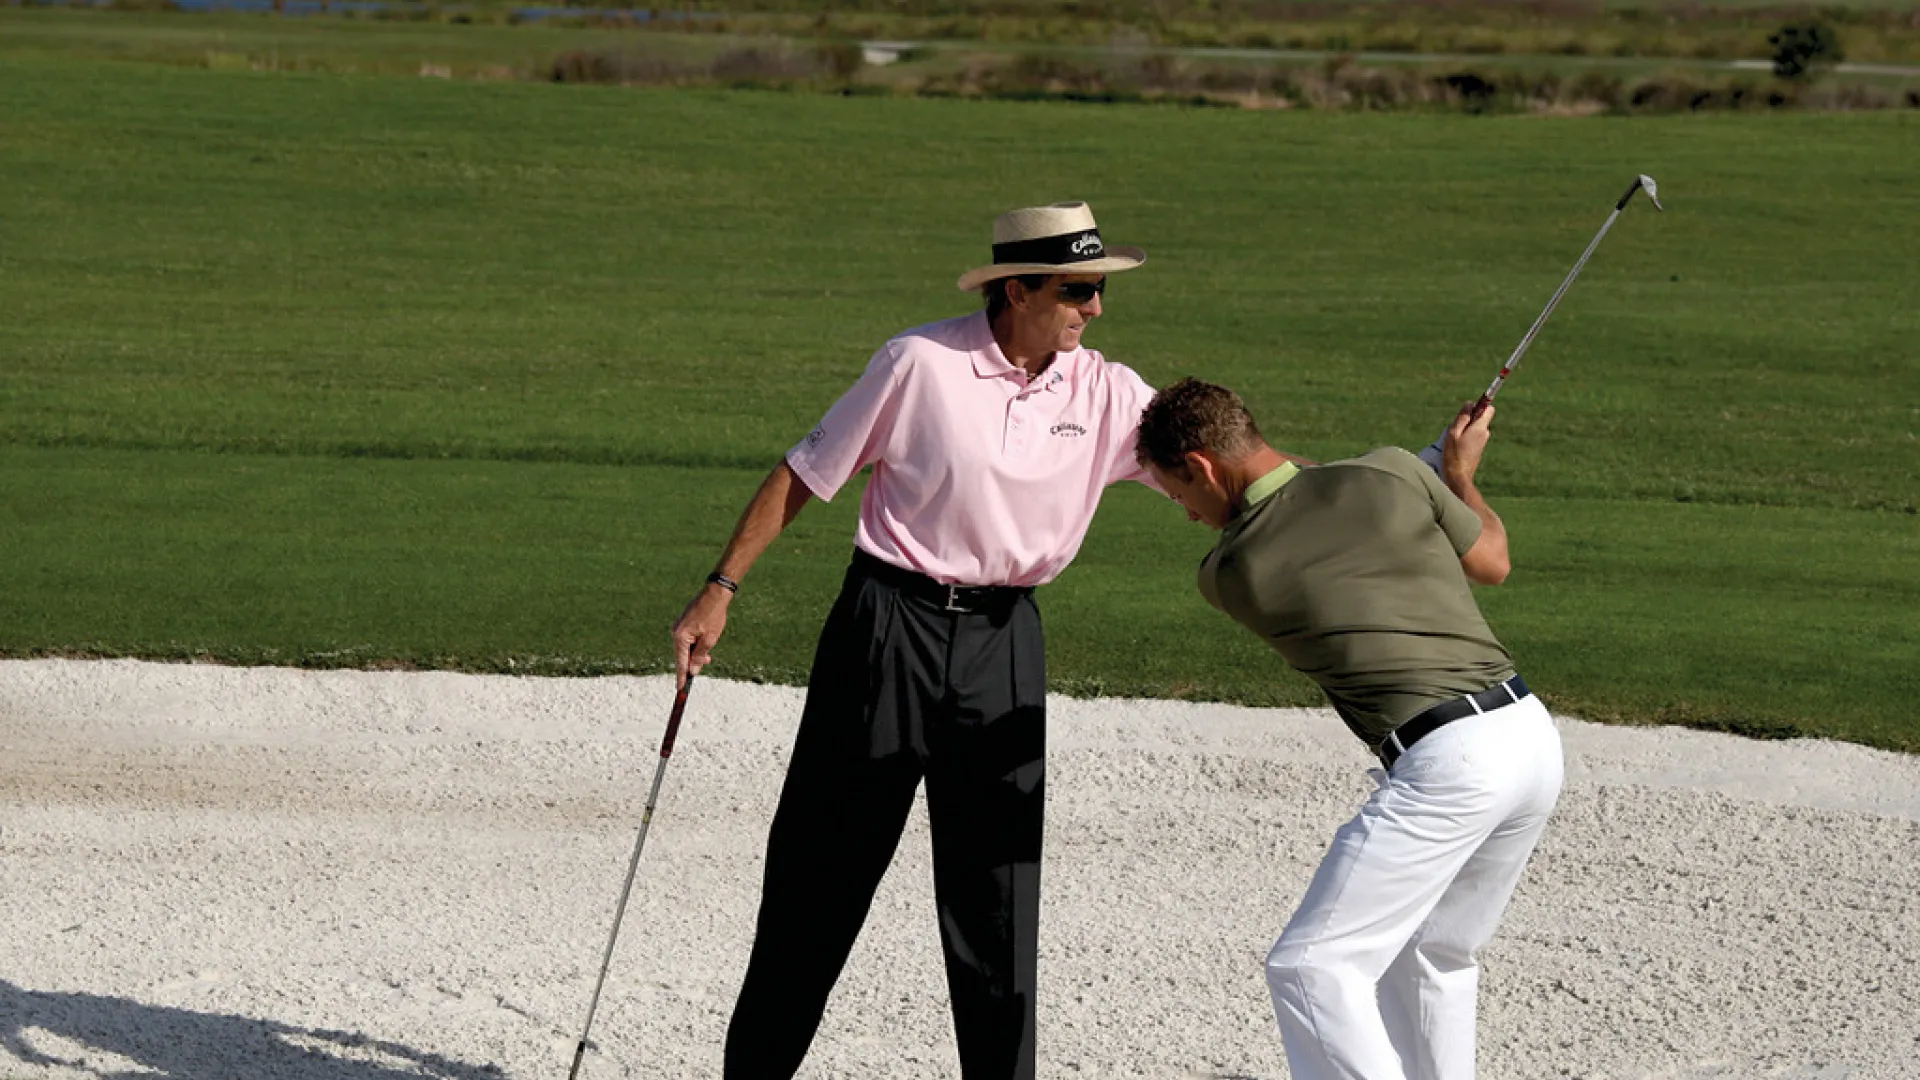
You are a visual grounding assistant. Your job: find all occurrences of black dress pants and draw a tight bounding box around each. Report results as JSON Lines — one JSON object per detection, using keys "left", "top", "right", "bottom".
{"left": 723, "top": 553, "right": 1047, "bottom": 1080}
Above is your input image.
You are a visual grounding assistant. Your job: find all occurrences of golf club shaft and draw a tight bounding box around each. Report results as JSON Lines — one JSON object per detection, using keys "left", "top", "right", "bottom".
{"left": 1470, "top": 205, "right": 1624, "bottom": 422}
{"left": 567, "top": 676, "right": 695, "bottom": 1080}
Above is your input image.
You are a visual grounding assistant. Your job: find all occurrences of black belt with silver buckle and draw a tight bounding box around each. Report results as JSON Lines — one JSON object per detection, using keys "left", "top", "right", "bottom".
{"left": 1377, "top": 674, "right": 1532, "bottom": 767}
{"left": 851, "top": 549, "right": 1033, "bottom": 614}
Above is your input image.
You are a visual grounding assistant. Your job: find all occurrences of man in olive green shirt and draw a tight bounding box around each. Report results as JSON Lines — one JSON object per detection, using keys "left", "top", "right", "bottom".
{"left": 1134, "top": 378, "right": 1563, "bottom": 1080}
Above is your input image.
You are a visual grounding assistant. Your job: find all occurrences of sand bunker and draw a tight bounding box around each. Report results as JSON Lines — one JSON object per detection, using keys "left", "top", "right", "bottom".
{"left": 1, "top": 659, "right": 1914, "bottom": 1079}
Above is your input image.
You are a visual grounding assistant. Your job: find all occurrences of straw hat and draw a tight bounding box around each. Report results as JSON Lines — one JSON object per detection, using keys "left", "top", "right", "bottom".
{"left": 955, "top": 201, "right": 1147, "bottom": 292}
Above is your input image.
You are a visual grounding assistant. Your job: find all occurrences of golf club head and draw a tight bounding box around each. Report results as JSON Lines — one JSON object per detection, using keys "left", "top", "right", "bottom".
{"left": 1638, "top": 173, "right": 1663, "bottom": 211}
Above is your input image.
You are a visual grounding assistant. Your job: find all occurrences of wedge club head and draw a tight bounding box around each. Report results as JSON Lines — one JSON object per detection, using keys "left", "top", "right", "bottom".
{"left": 1622, "top": 173, "right": 1663, "bottom": 212}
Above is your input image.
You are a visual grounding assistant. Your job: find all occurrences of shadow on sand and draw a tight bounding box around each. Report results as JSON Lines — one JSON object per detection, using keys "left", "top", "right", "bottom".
{"left": 0, "top": 979, "right": 508, "bottom": 1079}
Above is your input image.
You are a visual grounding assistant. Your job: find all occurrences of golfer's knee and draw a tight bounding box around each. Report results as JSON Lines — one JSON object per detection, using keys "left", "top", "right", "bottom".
{"left": 1264, "top": 939, "right": 1315, "bottom": 1002}
{"left": 1403, "top": 934, "right": 1480, "bottom": 977}
{"left": 1264, "top": 937, "right": 1365, "bottom": 1006}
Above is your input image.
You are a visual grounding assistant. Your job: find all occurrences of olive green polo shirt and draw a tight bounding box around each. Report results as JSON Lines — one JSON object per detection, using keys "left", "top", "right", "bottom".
{"left": 1196, "top": 447, "right": 1515, "bottom": 746}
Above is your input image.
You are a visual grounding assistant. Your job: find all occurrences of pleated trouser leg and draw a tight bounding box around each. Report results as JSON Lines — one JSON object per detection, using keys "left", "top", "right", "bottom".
{"left": 725, "top": 558, "right": 1045, "bottom": 1080}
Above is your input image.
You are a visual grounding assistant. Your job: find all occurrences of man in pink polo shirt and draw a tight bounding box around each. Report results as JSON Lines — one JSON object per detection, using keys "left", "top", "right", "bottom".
{"left": 670, "top": 202, "right": 1157, "bottom": 1079}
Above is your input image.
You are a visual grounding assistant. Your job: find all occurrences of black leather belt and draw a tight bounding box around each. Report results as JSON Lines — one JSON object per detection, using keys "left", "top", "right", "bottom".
{"left": 851, "top": 549, "right": 1033, "bottom": 614}
{"left": 1377, "top": 675, "right": 1532, "bottom": 767}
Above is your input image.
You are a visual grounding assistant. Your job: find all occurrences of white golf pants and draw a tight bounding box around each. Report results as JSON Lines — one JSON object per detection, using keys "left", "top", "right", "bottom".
{"left": 1266, "top": 694, "right": 1562, "bottom": 1080}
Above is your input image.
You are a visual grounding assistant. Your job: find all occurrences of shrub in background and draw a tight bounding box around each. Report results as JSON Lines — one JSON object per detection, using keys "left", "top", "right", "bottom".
{"left": 1768, "top": 23, "right": 1844, "bottom": 79}
{"left": 814, "top": 40, "right": 863, "bottom": 81}
{"left": 710, "top": 44, "right": 822, "bottom": 84}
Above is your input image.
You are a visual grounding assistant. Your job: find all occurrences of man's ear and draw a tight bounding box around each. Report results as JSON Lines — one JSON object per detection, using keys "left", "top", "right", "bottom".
{"left": 1183, "top": 450, "right": 1222, "bottom": 490}
{"left": 1006, "top": 278, "right": 1031, "bottom": 310}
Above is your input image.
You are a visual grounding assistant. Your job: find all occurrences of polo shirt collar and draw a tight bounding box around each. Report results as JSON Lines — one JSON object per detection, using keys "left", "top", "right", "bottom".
{"left": 969, "top": 312, "right": 1076, "bottom": 393}
{"left": 1239, "top": 462, "right": 1300, "bottom": 513}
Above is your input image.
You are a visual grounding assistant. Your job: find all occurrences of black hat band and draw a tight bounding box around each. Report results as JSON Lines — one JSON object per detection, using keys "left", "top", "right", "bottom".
{"left": 991, "top": 229, "right": 1106, "bottom": 267}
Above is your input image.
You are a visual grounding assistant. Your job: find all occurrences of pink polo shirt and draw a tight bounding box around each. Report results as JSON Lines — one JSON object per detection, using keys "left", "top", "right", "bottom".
{"left": 786, "top": 311, "right": 1157, "bottom": 588}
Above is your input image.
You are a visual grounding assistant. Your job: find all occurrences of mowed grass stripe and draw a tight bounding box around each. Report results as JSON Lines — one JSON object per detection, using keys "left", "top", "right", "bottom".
{"left": 1, "top": 446, "right": 867, "bottom": 676}
{"left": 3, "top": 61, "right": 1920, "bottom": 507}
{"left": 6, "top": 446, "right": 1916, "bottom": 749}
{"left": 1, "top": 60, "right": 1915, "bottom": 746}
{"left": 4, "top": 62, "right": 1916, "bottom": 509}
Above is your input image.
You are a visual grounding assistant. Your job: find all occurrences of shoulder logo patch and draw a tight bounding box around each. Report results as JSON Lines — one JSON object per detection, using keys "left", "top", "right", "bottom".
{"left": 1050, "top": 422, "right": 1087, "bottom": 438}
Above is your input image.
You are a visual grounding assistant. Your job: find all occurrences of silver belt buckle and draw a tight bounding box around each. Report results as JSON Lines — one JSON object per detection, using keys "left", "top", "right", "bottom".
{"left": 1381, "top": 728, "right": 1407, "bottom": 764}
{"left": 943, "top": 584, "right": 972, "bottom": 613}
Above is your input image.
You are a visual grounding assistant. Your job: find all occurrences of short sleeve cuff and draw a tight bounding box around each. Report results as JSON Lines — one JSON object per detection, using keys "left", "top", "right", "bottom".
{"left": 784, "top": 444, "right": 838, "bottom": 503}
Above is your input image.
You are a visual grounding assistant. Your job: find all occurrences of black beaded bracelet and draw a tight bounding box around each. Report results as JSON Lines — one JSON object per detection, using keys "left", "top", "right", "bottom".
{"left": 706, "top": 572, "right": 740, "bottom": 594}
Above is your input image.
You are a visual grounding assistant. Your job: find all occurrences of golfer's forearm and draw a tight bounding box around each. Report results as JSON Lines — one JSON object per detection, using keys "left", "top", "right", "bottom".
{"left": 710, "top": 460, "right": 813, "bottom": 584}
{"left": 1468, "top": 501, "right": 1509, "bottom": 566}
{"left": 1451, "top": 478, "right": 1511, "bottom": 582}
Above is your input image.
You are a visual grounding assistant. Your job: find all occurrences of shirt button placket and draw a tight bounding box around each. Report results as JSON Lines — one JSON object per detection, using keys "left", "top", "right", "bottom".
{"left": 1008, "top": 386, "right": 1030, "bottom": 457}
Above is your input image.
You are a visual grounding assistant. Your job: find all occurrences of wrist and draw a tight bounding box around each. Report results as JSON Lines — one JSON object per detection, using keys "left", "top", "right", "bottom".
{"left": 705, "top": 571, "right": 740, "bottom": 595}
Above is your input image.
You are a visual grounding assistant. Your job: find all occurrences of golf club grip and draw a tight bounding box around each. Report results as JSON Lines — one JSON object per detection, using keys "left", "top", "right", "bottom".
{"left": 660, "top": 676, "right": 693, "bottom": 758}
{"left": 1614, "top": 176, "right": 1644, "bottom": 211}
{"left": 1469, "top": 394, "right": 1493, "bottom": 422}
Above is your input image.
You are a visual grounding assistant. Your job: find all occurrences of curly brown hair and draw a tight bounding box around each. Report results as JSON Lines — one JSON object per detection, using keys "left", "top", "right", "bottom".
{"left": 1135, "top": 377, "right": 1266, "bottom": 473}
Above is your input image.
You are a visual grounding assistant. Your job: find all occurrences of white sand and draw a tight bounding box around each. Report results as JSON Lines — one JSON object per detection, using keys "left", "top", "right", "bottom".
{"left": 1, "top": 658, "right": 1915, "bottom": 1079}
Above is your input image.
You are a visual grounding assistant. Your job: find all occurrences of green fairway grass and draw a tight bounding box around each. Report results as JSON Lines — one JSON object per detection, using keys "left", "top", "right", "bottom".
{"left": 1, "top": 59, "right": 1915, "bottom": 748}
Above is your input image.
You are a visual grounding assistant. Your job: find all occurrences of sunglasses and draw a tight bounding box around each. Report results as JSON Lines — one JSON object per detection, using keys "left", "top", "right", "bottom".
{"left": 1054, "top": 278, "right": 1107, "bottom": 304}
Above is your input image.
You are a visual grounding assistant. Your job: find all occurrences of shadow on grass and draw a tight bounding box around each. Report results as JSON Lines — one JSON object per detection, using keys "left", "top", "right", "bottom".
{"left": 0, "top": 979, "right": 505, "bottom": 1079}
